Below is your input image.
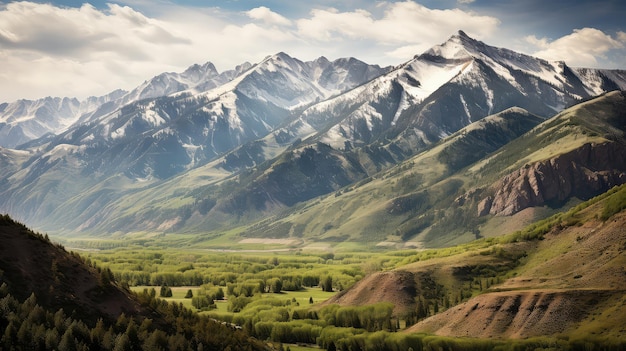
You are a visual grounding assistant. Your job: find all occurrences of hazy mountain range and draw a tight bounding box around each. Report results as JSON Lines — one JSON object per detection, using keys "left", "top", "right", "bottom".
{"left": 1, "top": 30, "right": 625, "bottom": 246}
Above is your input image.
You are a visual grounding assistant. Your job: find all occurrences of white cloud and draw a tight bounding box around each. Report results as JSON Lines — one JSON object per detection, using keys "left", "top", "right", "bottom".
{"left": 526, "top": 28, "right": 626, "bottom": 67}
{"left": 0, "top": 1, "right": 194, "bottom": 100}
{"left": 296, "top": 1, "right": 499, "bottom": 47}
{"left": 246, "top": 6, "right": 292, "bottom": 26}
{"left": 0, "top": 1, "right": 501, "bottom": 101}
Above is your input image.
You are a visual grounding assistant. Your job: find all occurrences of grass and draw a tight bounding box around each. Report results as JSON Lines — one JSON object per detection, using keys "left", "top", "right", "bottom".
{"left": 72, "top": 182, "right": 626, "bottom": 349}
{"left": 283, "top": 344, "right": 319, "bottom": 351}
{"left": 130, "top": 285, "right": 337, "bottom": 314}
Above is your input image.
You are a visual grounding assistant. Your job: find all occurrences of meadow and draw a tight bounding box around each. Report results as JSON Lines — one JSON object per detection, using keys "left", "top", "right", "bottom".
{"left": 78, "top": 243, "right": 415, "bottom": 349}
{"left": 69, "top": 184, "right": 626, "bottom": 350}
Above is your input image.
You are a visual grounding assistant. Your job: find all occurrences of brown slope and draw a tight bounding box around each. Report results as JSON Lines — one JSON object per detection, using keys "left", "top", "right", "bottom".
{"left": 323, "top": 270, "right": 424, "bottom": 316}
{"left": 0, "top": 215, "right": 141, "bottom": 323}
{"left": 483, "top": 142, "right": 626, "bottom": 217}
{"left": 323, "top": 251, "right": 509, "bottom": 317}
{"left": 407, "top": 207, "right": 626, "bottom": 339}
{"left": 406, "top": 289, "right": 619, "bottom": 339}
{"left": 323, "top": 187, "right": 626, "bottom": 339}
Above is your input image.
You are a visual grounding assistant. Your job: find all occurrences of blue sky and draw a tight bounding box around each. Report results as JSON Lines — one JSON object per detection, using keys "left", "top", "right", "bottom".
{"left": 1, "top": 0, "right": 625, "bottom": 101}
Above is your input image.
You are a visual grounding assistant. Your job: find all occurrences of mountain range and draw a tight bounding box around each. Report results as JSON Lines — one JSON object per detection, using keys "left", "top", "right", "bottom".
{"left": 0, "top": 30, "right": 625, "bottom": 247}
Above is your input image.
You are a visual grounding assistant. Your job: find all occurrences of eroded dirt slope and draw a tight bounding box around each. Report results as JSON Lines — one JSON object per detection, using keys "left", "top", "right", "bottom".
{"left": 407, "top": 208, "right": 626, "bottom": 338}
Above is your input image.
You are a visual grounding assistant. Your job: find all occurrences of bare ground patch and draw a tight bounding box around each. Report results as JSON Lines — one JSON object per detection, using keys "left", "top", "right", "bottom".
{"left": 238, "top": 238, "right": 301, "bottom": 245}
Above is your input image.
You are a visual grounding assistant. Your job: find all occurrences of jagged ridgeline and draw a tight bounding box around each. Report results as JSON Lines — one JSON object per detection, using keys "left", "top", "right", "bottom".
{"left": 0, "top": 215, "right": 267, "bottom": 350}
{"left": 0, "top": 31, "right": 625, "bottom": 245}
{"left": 228, "top": 91, "right": 626, "bottom": 247}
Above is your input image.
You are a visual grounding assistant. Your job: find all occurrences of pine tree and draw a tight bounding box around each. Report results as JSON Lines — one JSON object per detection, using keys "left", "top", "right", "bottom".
{"left": 322, "top": 276, "right": 333, "bottom": 292}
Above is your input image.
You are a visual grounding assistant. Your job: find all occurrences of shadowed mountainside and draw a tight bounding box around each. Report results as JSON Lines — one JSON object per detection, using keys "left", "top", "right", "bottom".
{"left": 0, "top": 215, "right": 141, "bottom": 322}
{"left": 0, "top": 215, "right": 268, "bottom": 350}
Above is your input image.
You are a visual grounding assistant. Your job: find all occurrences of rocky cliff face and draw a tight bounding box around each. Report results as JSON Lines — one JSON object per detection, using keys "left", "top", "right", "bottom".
{"left": 481, "top": 142, "right": 626, "bottom": 216}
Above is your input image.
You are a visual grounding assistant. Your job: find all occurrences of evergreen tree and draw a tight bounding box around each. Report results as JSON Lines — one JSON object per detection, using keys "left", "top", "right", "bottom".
{"left": 322, "top": 276, "right": 333, "bottom": 292}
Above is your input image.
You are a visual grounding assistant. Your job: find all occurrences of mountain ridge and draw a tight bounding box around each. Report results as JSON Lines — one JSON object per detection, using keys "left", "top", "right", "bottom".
{"left": 0, "top": 31, "right": 625, "bottom": 243}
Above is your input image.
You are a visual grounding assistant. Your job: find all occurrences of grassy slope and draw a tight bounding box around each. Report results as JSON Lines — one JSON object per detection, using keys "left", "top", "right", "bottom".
{"left": 215, "top": 108, "right": 544, "bottom": 247}
{"left": 329, "top": 183, "right": 626, "bottom": 340}
{"left": 208, "top": 91, "right": 625, "bottom": 250}
{"left": 43, "top": 92, "right": 625, "bottom": 251}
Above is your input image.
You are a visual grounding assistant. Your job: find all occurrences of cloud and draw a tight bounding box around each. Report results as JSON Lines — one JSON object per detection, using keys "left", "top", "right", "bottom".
{"left": 0, "top": 1, "right": 199, "bottom": 100}
{"left": 0, "top": 2, "right": 189, "bottom": 56}
{"left": 296, "top": 1, "right": 499, "bottom": 48}
{"left": 246, "top": 6, "right": 292, "bottom": 26}
{"left": 526, "top": 28, "right": 626, "bottom": 67}
{"left": 0, "top": 1, "right": 501, "bottom": 101}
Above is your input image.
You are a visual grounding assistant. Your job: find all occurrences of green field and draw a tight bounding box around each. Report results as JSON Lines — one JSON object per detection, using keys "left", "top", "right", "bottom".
{"left": 73, "top": 184, "right": 626, "bottom": 350}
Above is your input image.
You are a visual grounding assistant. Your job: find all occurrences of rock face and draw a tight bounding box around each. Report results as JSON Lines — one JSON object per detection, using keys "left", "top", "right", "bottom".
{"left": 483, "top": 142, "right": 626, "bottom": 216}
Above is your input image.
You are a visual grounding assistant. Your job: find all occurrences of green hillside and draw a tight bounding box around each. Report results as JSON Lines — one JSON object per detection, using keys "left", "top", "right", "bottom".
{"left": 205, "top": 91, "right": 626, "bottom": 249}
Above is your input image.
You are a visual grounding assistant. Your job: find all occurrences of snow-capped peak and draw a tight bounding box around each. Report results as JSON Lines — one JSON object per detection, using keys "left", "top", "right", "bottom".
{"left": 421, "top": 30, "right": 476, "bottom": 61}
{"left": 182, "top": 62, "right": 219, "bottom": 83}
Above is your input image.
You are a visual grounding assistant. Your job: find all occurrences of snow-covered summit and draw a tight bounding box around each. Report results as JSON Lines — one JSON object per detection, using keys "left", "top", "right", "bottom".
{"left": 0, "top": 90, "right": 127, "bottom": 148}
{"left": 421, "top": 30, "right": 476, "bottom": 61}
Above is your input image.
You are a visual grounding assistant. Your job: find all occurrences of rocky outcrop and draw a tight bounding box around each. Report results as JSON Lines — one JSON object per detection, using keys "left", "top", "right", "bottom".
{"left": 482, "top": 142, "right": 626, "bottom": 216}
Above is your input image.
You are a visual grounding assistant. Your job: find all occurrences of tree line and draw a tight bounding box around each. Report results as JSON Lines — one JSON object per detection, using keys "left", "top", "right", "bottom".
{"left": 0, "top": 284, "right": 266, "bottom": 351}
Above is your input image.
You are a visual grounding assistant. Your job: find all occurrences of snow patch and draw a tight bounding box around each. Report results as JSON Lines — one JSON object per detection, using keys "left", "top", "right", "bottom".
{"left": 43, "top": 144, "right": 86, "bottom": 162}
{"left": 459, "top": 94, "right": 471, "bottom": 124}
{"left": 111, "top": 126, "right": 125, "bottom": 139}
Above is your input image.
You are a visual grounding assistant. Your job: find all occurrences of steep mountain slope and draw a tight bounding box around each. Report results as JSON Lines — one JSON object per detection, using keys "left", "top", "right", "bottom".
{"left": 0, "top": 91, "right": 126, "bottom": 148}
{"left": 223, "top": 92, "right": 626, "bottom": 247}
{"left": 326, "top": 184, "right": 626, "bottom": 340}
{"left": 0, "top": 31, "right": 625, "bottom": 238}
{"left": 0, "top": 215, "right": 140, "bottom": 321}
{"left": 0, "top": 214, "right": 268, "bottom": 350}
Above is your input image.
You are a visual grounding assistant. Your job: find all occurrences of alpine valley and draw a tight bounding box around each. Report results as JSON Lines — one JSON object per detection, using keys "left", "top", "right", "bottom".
{"left": 2, "top": 30, "right": 626, "bottom": 350}
{"left": 1, "top": 31, "right": 625, "bottom": 245}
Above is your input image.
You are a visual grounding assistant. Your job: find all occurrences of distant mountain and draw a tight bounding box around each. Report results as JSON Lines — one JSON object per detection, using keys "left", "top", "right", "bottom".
{"left": 0, "top": 61, "right": 231, "bottom": 149}
{"left": 0, "top": 53, "right": 387, "bottom": 229}
{"left": 189, "top": 32, "right": 626, "bottom": 229}
{"left": 0, "top": 31, "right": 625, "bottom": 242}
{"left": 288, "top": 30, "right": 626, "bottom": 156}
{"left": 0, "top": 91, "right": 126, "bottom": 148}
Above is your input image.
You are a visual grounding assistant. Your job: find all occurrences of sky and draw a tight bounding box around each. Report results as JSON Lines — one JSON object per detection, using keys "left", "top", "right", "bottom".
{"left": 0, "top": 0, "right": 625, "bottom": 102}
